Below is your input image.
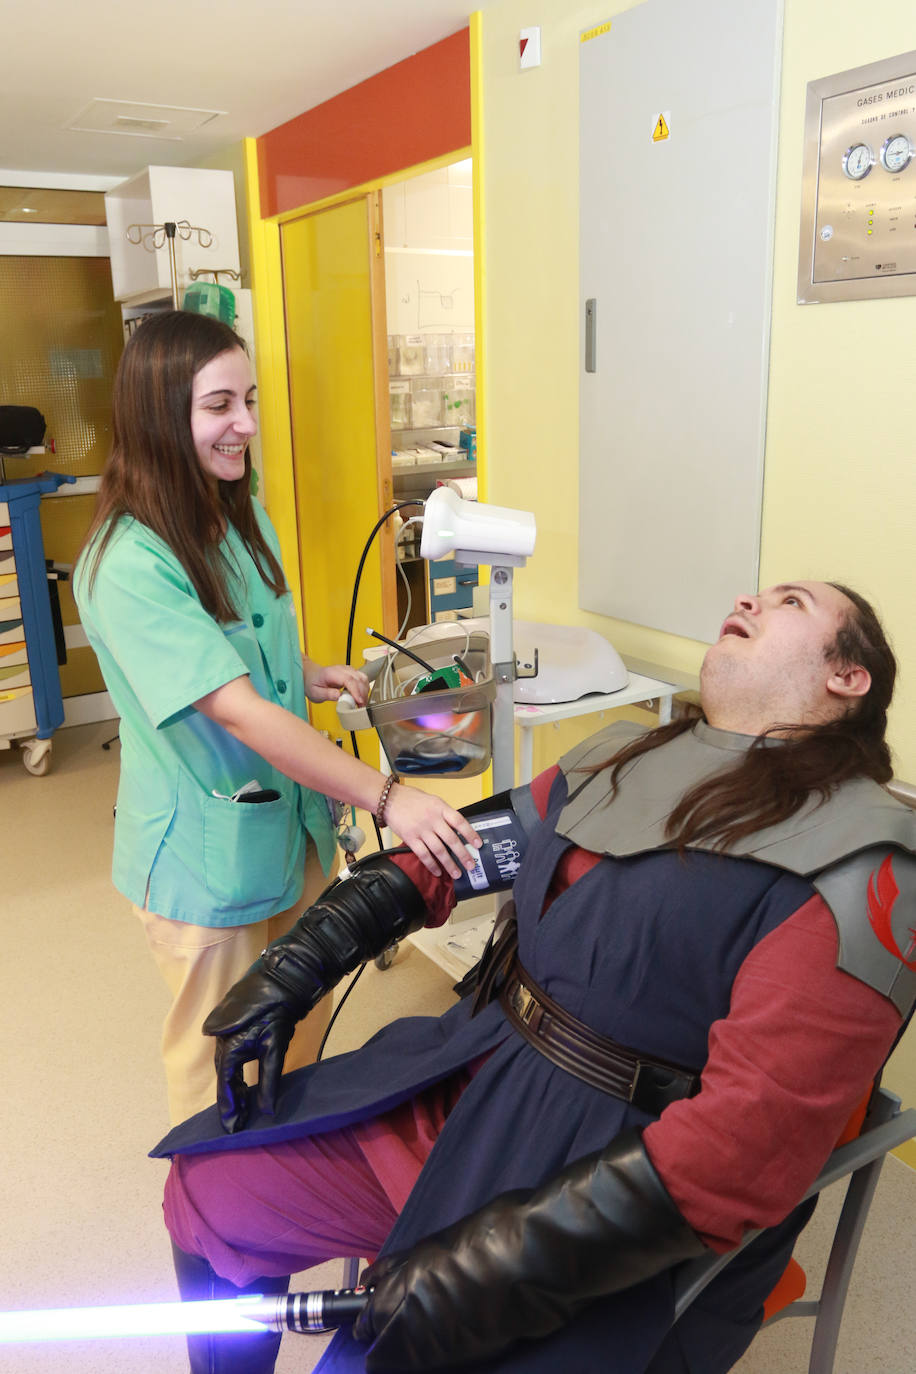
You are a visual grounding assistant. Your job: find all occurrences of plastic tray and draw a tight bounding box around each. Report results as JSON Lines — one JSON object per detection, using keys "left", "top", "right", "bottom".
{"left": 366, "top": 628, "right": 495, "bottom": 778}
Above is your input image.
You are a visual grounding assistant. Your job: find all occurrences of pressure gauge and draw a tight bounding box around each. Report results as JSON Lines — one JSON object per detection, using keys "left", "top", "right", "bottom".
{"left": 880, "top": 133, "right": 913, "bottom": 173}
{"left": 842, "top": 143, "right": 874, "bottom": 180}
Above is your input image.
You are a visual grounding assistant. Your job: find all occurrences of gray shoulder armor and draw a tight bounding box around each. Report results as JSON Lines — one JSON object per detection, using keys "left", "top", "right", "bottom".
{"left": 559, "top": 720, "right": 648, "bottom": 777}
{"left": 814, "top": 847, "right": 916, "bottom": 1018}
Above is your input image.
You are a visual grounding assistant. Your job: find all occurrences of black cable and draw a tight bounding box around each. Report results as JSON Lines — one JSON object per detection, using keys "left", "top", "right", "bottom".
{"left": 316, "top": 960, "right": 366, "bottom": 1060}
{"left": 315, "top": 501, "right": 422, "bottom": 1058}
{"left": 343, "top": 500, "right": 422, "bottom": 842}
{"left": 366, "top": 625, "right": 436, "bottom": 674}
{"left": 344, "top": 500, "right": 424, "bottom": 669}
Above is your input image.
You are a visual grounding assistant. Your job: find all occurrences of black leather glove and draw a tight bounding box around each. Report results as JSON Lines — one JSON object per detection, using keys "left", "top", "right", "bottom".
{"left": 202, "top": 855, "right": 429, "bottom": 1132}
{"left": 204, "top": 791, "right": 525, "bottom": 1132}
{"left": 354, "top": 1128, "right": 707, "bottom": 1371}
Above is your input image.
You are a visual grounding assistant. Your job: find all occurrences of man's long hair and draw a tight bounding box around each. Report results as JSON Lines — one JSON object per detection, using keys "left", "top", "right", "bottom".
{"left": 602, "top": 584, "right": 896, "bottom": 851}
{"left": 78, "top": 310, "right": 286, "bottom": 621}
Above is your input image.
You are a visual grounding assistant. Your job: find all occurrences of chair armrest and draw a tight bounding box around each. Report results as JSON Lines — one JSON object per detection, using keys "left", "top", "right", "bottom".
{"left": 673, "top": 1090, "right": 916, "bottom": 1319}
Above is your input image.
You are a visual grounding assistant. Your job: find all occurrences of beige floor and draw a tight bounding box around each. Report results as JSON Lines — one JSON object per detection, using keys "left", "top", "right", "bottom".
{"left": 1, "top": 720, "right": 914, "bottom": 1373}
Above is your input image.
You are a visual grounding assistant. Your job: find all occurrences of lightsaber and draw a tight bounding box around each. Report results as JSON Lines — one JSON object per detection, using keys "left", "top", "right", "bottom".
{"left": 0, "top": 1287, "right": 370, "bottom": 1343}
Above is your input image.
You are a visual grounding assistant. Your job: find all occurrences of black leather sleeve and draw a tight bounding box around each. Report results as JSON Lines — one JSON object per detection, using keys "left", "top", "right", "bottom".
{"left": 202, "top": 854, "right": 428, "bottom": 1036}
{"left": 203, "top": 789, "right": 536, "bottom": 1131}
{"left": 355, "top": 1128, "right": 707, "bottom": 1371}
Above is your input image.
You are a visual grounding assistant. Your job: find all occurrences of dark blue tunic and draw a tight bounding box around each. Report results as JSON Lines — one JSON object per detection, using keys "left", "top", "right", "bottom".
{"left": 155, "top": 769, "right": 818, "bottom": 1372}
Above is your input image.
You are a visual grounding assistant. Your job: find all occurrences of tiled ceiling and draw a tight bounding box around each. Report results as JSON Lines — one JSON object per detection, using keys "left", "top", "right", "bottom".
{"left": 0, "top": 1, "right": 491, "bottom": 183}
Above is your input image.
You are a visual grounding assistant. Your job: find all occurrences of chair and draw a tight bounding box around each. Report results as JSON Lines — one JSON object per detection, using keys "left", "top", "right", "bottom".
{"left": 672, "top": 1085, "right": 916, "bottom": 1373}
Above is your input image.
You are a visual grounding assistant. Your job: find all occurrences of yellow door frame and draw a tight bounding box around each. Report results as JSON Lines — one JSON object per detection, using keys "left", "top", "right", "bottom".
{"left": 242, "top": 11, "right": 486, "bottom": 651}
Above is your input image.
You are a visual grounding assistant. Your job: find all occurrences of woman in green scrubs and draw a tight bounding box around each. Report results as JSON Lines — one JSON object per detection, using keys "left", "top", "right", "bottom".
{"left": 75, "top": 310, "right": 479, "bottom": 1123}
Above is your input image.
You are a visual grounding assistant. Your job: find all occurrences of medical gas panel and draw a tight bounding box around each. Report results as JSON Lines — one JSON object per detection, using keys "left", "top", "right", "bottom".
{"left": 799, "top": 51, "right": 916, "bottom": 303}
{"left": 578, "top": 0, "right": 780, "bottom": 645}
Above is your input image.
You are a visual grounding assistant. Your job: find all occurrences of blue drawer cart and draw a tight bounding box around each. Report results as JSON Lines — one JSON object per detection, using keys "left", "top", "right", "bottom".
{"left": 427, "top": 553, "right": 478, "bottom": 621}
{"left": 0, "top": 472, "right": 75, "bottom": 774}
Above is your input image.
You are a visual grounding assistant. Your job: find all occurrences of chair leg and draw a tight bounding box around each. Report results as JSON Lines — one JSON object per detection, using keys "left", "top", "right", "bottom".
{"left": 807, "top": 1155, "right": 886, "bottom": 1374}
{"left": 171, "top": 1241, "right": 289, "bottom": 1374}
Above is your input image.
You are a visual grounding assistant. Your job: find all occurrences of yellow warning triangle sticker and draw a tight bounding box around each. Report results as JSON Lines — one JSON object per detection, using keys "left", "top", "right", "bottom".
{"left": 652, "top": 114, "right": 670, "bottom": 142}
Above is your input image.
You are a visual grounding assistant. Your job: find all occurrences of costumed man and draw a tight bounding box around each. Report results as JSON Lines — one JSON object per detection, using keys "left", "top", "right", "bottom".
{"left": 155, "top": 580, "right": 916, "bottom": 1374}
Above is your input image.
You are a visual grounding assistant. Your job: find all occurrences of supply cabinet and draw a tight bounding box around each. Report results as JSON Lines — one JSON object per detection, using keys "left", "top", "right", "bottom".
{"left": 0, "top": 473, "right": 75, "bottom": 774}
{"left": 426, "top": 553, "right": 479, "bottom": 621}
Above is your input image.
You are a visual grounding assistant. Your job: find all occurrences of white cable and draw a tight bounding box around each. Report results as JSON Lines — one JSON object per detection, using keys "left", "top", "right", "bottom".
{"left": 394, "top": 517, "right": 424, "bottom": 640}
{"left": 395, "top": 558, "right": 413, "bottom": 639}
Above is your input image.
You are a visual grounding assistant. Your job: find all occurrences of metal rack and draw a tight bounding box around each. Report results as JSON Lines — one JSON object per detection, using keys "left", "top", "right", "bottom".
{"left": 125, "top": 219, "right": 214, "bottom": 308}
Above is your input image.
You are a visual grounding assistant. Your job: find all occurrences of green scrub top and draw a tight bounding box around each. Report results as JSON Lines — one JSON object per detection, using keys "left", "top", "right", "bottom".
{"left": 74, "top": 500, "right": 336, "bottom": 926}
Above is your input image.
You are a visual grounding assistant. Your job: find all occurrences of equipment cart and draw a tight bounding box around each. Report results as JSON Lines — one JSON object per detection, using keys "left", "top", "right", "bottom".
{"left": 0, "top": 472, "right": 75, "bottom": 774}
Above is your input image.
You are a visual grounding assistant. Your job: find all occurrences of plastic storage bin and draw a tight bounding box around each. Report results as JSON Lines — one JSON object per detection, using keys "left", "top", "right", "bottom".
{"left": 441, "top": 375, "right": 475, "bottom": 426}
{"left": 409, "top": 377, "right": 445, "bottom": 429}
{"left": 423, "top": 335, "right": 453, "bottom": 374}
{"left": 389, "top": 380, "right": 412, "bottom": 429}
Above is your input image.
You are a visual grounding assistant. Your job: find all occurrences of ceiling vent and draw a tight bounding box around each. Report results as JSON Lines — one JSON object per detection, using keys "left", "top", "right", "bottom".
{"left": 66, "top": 99, "right": 224, "bottom": 141}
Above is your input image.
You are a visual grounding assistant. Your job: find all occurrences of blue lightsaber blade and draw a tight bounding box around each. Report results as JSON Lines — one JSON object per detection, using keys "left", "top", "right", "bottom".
{"left": 0, "top": 1288, "right": 369, "bottom": 1343}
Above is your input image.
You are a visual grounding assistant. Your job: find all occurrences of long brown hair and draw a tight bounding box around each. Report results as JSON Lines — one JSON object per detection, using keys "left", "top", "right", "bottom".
{"left": 602, "top": 583, "right": 897, "bottom": 851}
{"left": 78, "top": 310, "right": 286, "bottom": 621}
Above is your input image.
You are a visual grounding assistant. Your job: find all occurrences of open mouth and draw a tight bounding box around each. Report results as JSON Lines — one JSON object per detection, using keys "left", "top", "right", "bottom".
{"left": 719, "top": 620, "right": 749, "bottom": 639}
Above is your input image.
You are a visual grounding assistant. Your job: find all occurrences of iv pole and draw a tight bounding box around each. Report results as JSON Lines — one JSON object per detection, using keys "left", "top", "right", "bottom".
{"left": 419, "top": 487, "right": 537, "bottom": 792}
{"left": 125, "top": 219, "right": 215, "bottom": 308}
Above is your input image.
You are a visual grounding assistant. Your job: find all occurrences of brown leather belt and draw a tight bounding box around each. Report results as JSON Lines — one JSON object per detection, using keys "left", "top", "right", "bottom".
{"left": 498, "top": 958, "right": 700, "bottom": 1116}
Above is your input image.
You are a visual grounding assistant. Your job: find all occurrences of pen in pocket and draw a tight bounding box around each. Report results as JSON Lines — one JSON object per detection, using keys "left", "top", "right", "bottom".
{"left": 213, "top": 780, "right": 282, "bottom": 804}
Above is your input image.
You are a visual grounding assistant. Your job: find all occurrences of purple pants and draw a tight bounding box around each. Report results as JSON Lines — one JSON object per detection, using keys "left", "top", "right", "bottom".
{"left": 163, "top": 1072, "right": 470, "bottom": 1286}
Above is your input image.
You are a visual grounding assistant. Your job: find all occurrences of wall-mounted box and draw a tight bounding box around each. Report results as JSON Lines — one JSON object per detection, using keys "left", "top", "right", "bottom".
{"left": 799, "top": 50, "right": 916, "bottom": 303}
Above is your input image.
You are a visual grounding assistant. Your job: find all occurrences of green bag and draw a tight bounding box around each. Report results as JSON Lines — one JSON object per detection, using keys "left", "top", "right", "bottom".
{"left": 182, "top": 282, "right": 236, "bottom": 326}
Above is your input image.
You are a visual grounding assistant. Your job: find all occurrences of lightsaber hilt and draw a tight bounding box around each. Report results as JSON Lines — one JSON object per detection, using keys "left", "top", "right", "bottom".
{"left": 245, "top": 1287, "right": 371, "bottom": 1334}
{"left": 0, "top": 1286, "right": 372, "bottom": 1344}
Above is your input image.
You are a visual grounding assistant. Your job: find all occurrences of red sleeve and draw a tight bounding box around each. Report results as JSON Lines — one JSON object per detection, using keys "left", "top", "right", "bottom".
{"left": 386, "top": 765, "right": 561, "bottom": 927}
{"left": 388, "top": 853, "right": 456, "bottom": 928}
{"left": 643, "top": 894, "right": 902, "bottom": 1251}
{"left": 529, "top": 765, "right": 559, "bottom": 820}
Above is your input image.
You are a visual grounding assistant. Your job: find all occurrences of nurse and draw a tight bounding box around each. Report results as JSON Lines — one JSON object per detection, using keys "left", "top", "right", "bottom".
{"left": 74, "top": 309, "right": 479, "bottom": 1124}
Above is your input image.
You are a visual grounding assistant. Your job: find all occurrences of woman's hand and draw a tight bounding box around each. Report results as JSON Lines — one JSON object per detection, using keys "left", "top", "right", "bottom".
{"left": 383, "top": 782, "right": 481, "bottom": 880}
{"left": 194, "top": 677, "right": 481, "bottom": 879}
{"left": 304, "top": 660, "right": 369, "bottom": 706}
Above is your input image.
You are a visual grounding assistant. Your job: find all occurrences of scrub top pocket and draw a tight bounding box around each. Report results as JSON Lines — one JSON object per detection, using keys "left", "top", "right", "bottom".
{"left": 200, "top": 787, "right": 297, "bottom": 907}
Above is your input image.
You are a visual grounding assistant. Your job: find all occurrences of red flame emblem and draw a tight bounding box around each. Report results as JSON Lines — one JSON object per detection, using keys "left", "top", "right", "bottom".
{"left": 867, "top": 854, "right": 916, "bottom": 972}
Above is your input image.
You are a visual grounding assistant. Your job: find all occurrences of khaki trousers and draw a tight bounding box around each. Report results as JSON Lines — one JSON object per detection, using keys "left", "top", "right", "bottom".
{"left": 136, "top": 839, "right": 336, "bottom": 1126}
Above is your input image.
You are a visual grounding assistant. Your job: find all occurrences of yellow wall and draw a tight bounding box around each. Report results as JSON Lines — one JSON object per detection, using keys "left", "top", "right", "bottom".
{"left": 229, "top": 7, "right": 914, "bottom": 1131}
{"left": 478, "top": 0, "right": 916, "bottom": 773}
{"left": 194, "top": 142, "right": 251, "bottom": 287}
{"left": 477, "top": 0, "right": 915, "bottom": 1141}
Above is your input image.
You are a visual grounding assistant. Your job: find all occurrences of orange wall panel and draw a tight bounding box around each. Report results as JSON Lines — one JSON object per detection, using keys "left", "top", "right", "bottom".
{"left": 258, "top": 29, "right": 470, "bottom": 216}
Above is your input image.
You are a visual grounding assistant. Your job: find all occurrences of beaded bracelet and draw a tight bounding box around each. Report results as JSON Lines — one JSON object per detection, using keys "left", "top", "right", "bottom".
{"left": 374, "top": 773, "right": 399, "bottom": 826}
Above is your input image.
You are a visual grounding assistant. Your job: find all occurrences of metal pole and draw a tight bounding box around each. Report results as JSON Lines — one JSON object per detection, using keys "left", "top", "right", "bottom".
{"left": 164, "top": 221, "right": 179, "bottom": 308}
{"left": 489, "top": 564, "right": 516, "bottom": 792}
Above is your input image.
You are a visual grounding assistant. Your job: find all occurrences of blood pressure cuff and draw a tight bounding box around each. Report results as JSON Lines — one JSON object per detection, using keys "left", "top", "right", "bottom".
{"left": 450, "top": 786, "right": 537, "bottom": 902}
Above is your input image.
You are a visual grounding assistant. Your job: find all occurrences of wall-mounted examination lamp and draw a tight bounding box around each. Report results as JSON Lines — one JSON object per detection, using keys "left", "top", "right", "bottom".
{"left": 419, "top": 485, "right": 536, "bottom": 566}
{"left": 420, "top": 486, "right": 537, "bottom": 790}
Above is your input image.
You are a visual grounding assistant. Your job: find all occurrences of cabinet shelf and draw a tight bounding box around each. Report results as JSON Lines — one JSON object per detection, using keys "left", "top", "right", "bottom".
{"left": 393, "top": 459, "right": 475, "bottom": 490}
{"left": 392, "top": 426, "right": 468, "bottom": 435}
{"left": 389, "top": 372, "right": 475, "bottom": 382}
